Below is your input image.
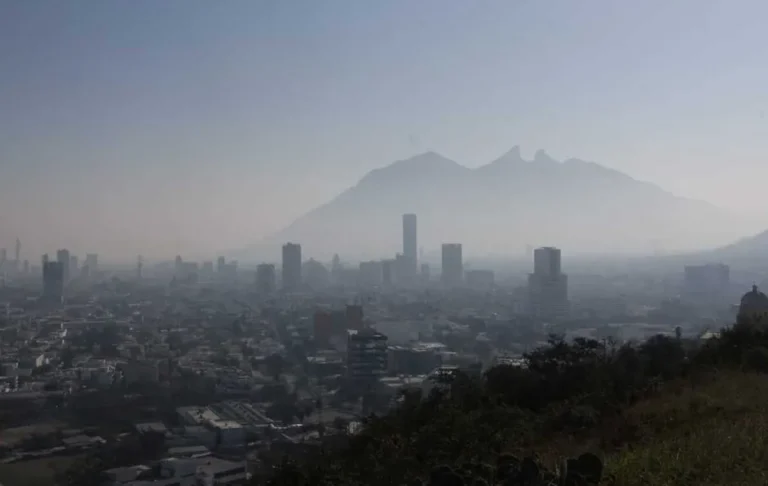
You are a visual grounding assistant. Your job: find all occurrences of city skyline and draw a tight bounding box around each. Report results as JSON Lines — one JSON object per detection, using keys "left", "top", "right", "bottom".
{"left": 3, "top": 1, "right": 768, "bottom": 258}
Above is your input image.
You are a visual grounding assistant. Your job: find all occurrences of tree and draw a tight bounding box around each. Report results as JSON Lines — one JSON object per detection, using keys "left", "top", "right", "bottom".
{"left": 265, "top": 353, "right": 286, "bottom": 381}
{"left": 743, "top": 346, "right": 768, "bottom": 372}
{"left": 267, "top": 401, "right": 300, "bottom": 425}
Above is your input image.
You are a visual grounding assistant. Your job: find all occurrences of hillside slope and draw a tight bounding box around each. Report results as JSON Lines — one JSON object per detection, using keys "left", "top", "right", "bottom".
{"left": 259, "top": 323, "right": 768, "bottom": 486}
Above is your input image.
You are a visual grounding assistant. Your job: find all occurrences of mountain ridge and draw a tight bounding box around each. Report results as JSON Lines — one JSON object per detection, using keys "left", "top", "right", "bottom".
{"left": 234, "top": 148, "right": 754, "bottom": 261}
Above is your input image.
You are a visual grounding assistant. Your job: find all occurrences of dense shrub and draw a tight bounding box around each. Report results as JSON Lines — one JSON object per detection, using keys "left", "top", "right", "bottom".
{"left": 263, "top": 320, "right": 768, "bottom": 485}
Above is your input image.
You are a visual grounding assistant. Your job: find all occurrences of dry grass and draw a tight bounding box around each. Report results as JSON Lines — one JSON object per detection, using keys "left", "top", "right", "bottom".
{"left": 0, "top": 421, "right": 67, "bottom": 447}
{"left": 0, "top": 454, "right": 85, "bottom": 486}
{"left": 605, "top": 371, "right": 768, "bottom": 485}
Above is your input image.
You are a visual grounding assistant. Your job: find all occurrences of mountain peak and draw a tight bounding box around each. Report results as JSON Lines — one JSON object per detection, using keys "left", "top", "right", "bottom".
{"left": 387, "top": 151, "right": 464, "bottom": 172}
{"left": 533, "top": 149, "right": 557, "bottom": 164}
{"left": 357, "top": 151, "right": 466, "bottom": 187}
{"left": 498, "top": 145, "right": 525, "bottom": 163}
{"left": 480, "top": 146, "right": 525, "bottom": 173}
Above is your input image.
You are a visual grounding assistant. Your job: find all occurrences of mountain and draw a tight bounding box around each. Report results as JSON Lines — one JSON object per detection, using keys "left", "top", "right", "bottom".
{"left": 707, "top": 229, "right": 768, "bottom": 262}
{"left": 238, "top": 148, "right": 756, "bottom": 261}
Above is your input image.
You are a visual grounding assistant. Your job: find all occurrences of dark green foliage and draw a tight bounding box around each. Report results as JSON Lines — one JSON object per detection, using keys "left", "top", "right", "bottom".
{"left": 429, "top": 465, "right": 464, "bottom": 486}
{"left": 742, "top": 346, "right": 768, "bottom": 372}
{"left": 422, "top": 454, "right": 603, "bottom": 485}
{"left": 571, "top": 453, "right": 603, "bottom": 484}
{"left": 263, "top": 332, "right": 687, "bottom": 485}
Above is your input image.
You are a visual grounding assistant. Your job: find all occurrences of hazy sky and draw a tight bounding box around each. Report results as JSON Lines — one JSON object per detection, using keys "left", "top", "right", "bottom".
{"left": 1, "top": 0, "right": 767, "bottom": 260}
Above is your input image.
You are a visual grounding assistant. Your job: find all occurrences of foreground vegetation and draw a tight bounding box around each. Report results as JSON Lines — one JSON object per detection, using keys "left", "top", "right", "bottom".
{"left": 266, "top": 319, "right": 768, "bottom": 485}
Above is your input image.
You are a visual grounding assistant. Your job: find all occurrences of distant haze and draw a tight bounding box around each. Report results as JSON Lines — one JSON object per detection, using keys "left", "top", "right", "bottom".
{"left": 237, "top": 149, "right": 762, "bottom": 262}
{"left": 1, "top": 1, "right": 767, "bottom": 260}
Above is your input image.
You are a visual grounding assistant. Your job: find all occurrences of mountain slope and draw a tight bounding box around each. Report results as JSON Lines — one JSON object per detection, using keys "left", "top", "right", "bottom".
{"left": 707, "top": 228, "right": 768, "bottom": 262}
{"left": 244, "top": 149, "right": 752, "bottom": 261}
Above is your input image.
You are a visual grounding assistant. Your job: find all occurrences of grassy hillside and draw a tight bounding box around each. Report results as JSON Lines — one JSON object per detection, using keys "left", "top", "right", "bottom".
{"left": 607, "top": 371, "right": 768, "bottom": 486}
{"left": 262, "top": 322, "right": 768, "bottom": 485}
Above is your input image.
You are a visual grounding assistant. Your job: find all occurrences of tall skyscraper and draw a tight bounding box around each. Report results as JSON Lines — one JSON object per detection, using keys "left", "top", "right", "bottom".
{"left": 256, "top": 263, "right": 277, "bottom": 294}
{"left": 441, "top": 243, "right": 463, "bottom": 287}
{"left": 402, "top": 213, "right": 418, "bottom": 278}
{"left": 534, "top": 246, "right": 561, "bottom": 277}
{"left": 281, "top": 243, "right": 302, "bottom": 290}
{"left": 528, "top": 247, "right": 568, "bottom": 318}
{"left": 14, "top": 238, "right": 20, "bottom": 264}
{"left": 43, "top": 261, "right": 64, "bottom": 302}
{"left": 57, "top": 249, "right": 71, "bottom": 282}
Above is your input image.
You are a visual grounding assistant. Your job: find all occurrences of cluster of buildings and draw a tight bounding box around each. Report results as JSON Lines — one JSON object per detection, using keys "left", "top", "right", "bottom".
{"left": 1, "top": 216, "right": 762, "bottom": 485}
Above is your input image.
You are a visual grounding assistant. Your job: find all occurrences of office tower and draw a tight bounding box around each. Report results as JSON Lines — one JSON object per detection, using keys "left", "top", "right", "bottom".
{"left": 402, "top": 213, "right": 418, "bottom": 278}
{"left": 534, "top": 246, "right": 561, "bottom": 277}
{"left": 683, "top": 263, "right": 730, "bottom": 304}
{"left": 85, "top": 254, "right": 98, "bottom": 275}
{"left": 0, "top": 248, "right": 6, "bottom": 268}
{"left": 23, "top": 260, "right": 29, "bottom": 274}
{"left": 358, "top": 261, "right": 383, "bottom": 288}
{"left": 527, "top": 247, "right": 568, "bottom": 318}
{"left": 441, "top": 243, "right": 463, "bottom": 287}
{"left": 281, "top": 243, "right": 302, "bottom": 290}
{"left": 57, "top": 249, "right": 71, "bottom": 282}
{"left": 14, "top": 238, "right": 20, "bottom": 264}
{"left": 347, "top": 328, "right": 388, "bottom": 381}
{"left": 216, "top": 256, "right": 226, "bottom": 274}
{"left": 256, "top": 263, "right": 276, "bottom": 294}
{"left": 42, "top": 254, "right": 49, "bottom": 265}
{"left": 42, "top": 261, "right": 64, "bottom": 301}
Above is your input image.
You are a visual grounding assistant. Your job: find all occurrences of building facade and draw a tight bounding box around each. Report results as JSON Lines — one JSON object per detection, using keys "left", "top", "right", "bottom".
{"left": 402, "top": 213, "right": 418, "bottom": 279}
{"left": 255, "top": 263, "right": 276, "bottom": 294}
{"left": 281, "top": 243, "right": 302, "bottom": 291}
{"left": 43, "top": 261, "right": 64, "bottom": 301}
{"left": 347, "top": 329, "right": 388, "bottom": 381}
{"left": 527, "top": 246, "right": 569, "bottom": 318}
{"left": 441, "top": 243, "right": 463, "bottom": 287}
